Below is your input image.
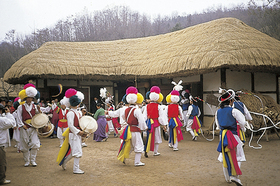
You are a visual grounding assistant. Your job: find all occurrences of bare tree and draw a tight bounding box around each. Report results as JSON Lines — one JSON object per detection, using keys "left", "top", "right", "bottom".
{"left": 1, "top": 78, "right": 14, "bottom": 100}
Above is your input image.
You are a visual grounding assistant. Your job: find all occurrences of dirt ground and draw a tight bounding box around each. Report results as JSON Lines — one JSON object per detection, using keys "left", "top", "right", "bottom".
{"left": 5, "top": 128, "right": 280, "bottom": 186}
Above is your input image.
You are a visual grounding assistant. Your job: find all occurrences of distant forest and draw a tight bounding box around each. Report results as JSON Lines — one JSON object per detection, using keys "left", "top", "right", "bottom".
{"left": 1, "top": 0, "right": 280, "bottom": 78}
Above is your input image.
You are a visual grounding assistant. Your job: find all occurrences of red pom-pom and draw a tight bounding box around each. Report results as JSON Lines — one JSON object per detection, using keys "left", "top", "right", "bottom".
{"left": 126, "top": 86, "right": 138, "bottom": 95}
{"left": 65, "top": 88, "right": 77, "bottom": 98}
{"left": 24, "top": 83, "right": 36, "bottom": 89}
{"left": 150, "top": 86, "right": 160, "bottom": 94}
{"left": 14, "top": 97, "right": 20, "bottom": 102}
{"left": 171, "top": 90, "right": 180, "bottom": 96}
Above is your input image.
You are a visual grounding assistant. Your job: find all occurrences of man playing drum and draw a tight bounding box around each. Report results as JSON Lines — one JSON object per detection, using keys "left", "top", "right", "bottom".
{"left": 17, "top": 84, "right": 42, "bottom": 167}
{"left": 60, "top": 88, "right": 86, "bottom": 174}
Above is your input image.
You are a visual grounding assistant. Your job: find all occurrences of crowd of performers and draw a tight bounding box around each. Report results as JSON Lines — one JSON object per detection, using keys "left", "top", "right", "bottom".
{"left": 0, "top": 82, "right": 253, "bottom": 186}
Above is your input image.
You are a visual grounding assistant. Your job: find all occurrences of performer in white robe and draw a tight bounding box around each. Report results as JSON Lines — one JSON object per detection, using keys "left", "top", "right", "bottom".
{"left": 17, "top": 84, "right": 41, "bottom": 167}
{"left": 215, "top": 89, "right": 246, "bottom": 186}
{"left": 117, "top": 87, "right": 147, "bottom": 166}
{"left": 142, "top": 86, "right": 168, "bottom": 157}
{"left": 60, "top": 88, "right": 86, "bottom": 174}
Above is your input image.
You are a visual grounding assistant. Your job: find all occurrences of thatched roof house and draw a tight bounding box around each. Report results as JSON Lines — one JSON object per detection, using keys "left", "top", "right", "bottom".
{"left": 4, "top": 17, "right": 280, "bottom": 84}
{"left": 3, "top": 17, "right": 280, "bottom": 117}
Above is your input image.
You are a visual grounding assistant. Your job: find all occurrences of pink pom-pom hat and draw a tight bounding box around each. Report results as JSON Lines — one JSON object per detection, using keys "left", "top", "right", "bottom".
{"left": 24, "top": 83, "right": 36, "bottom": 89}
{"left": 65, "top": 88, "right": 77, "bottom": 98}
{"left": 171, "top": 90, "right": 180, "bottom": 96}
{"left": 150, "top": 86, "right": 160, "bottom": 94}
{"left": 14, "top": 97, "right": 20, "bottom": 102}
{"left": 126, "top": 86, "right": 138, "bottom": 95}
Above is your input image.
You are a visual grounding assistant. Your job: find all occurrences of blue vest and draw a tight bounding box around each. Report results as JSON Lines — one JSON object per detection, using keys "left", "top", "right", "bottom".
{"left": 189, "top": 105, "right": 199, "bottom": 119}
{"left": 233, "top": 101, "right": 244, "bottom": 115}
{"left": 182, "top": 103, "right": 190, "bottom": 111}
{"left": 217, "top": 107, "right": 237, "bottom": 135}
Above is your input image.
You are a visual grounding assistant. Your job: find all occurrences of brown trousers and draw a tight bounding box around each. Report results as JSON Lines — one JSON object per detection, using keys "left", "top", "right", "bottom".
{"left": 0, "top": 146, "right": 7, "bottom": 183}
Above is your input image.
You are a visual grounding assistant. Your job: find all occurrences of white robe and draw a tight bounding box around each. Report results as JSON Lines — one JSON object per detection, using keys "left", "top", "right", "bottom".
{"left": 120, "top": 105, "right": 147, "bottom": 153}
{"left": 67, "top": 108, "right": 82, "bottom": 158}
{"left": 17, "top": 103, "right": 41, "bottom": 152}
{"left": 0, "top": 113, "right": 16, "bottom": 148}
{"left": 142, "top": 103, "right": 168, "bottom": 144}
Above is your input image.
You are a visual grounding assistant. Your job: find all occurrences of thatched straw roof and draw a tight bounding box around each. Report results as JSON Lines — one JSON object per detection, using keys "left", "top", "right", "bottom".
{"left": 4, "top": 17, "right": 280, "bottom": 84}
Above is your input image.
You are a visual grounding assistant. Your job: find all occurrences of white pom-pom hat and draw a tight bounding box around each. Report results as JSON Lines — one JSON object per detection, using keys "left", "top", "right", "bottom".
{"left": 149, "top": 86, "right": 160, "bottom": 101}
{"left": 126, "top": 86, "right": 138, "bottom": 104}
{"left": 170, "top": 90, "right": 180, "bottom": 103}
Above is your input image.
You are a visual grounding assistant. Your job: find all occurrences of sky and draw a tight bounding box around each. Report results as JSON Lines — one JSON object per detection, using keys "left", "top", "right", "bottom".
{"left": 0, "top": 0, "right": 250, "bottom": 41}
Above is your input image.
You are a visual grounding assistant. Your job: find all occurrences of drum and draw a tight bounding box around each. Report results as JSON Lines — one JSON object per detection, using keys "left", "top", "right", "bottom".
{"left": 37, "top": 121, "right": 54, "bottom": 137}
{"left": 31, "top": 113, "right": 49, "bottom": 128}
{"left": 162, "top": 128, "right": 169, "bottom": 141}
{"left": 79, "top": 116, "right": 98, "bottom": 134}
{"left": 142, "top": 130, "right": 147, "bottom": 145}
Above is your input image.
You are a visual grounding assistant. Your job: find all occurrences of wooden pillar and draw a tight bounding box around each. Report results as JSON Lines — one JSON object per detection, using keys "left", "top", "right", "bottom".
{"left": 276, "top": 74, "right": 279, "bottom": 104}
{"left": 200, "top": 74, "right": 204, "bottom": 122}
{"left": 251, "top": 72, "right": 255, "bottom": 92}
{"left": 220, "top": 68, "right": 226, "bottom": 88}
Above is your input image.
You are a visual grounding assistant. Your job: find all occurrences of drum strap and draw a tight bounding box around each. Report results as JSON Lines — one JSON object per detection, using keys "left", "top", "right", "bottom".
{"left": 125, "top": 107, "right": 135, "bottom": 123}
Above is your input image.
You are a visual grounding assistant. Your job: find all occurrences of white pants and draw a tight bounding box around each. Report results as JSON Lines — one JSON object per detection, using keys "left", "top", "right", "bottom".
{"left": 186, "top": 119, "right": 196, "bottom": 137}
{"left": 130, "top": 132, "right": 144, "bottom": 153}
{"left": 130, "top": 132, "right": 144, "bottom": 164}
{"left": 63, "top": 154, "right": 81, "bottom": 172}
{"left": 154, "top": 126, "right": 162, "bottom": 144}
{"left": 182, "top": 110, "right": 188, "bottom": 127}
{"left": 107, "top": 120, "right": 114, "bottom": 133}
{"left": 20, "top": 127, "right": 40, "bottom": 152}
{"left": 23, "top": 149, "right": 38, "bottom": 163}
{"left": 69, "top": 133, "right": 82, "bottom": 158}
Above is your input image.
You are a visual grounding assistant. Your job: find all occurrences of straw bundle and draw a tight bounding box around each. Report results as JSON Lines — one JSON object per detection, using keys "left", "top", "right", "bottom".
{"left": 206, "top": 94, "right": 219, "bottom": 107}
{"left": 4, "top": 17, "right": 280, "bottom": 84}
{"left": 239, "top": 90, "right": 280, "bottom": 130}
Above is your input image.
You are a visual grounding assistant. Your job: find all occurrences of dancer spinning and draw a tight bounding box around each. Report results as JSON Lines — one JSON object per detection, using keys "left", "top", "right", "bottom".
{"left": 166, "top": 90, "right": 184, "bottom": 151}
{"left": 185, "top": 96, "right": 202, "bottom": 141}
{"left": 142, "top": 86, "right": 167, "bottom": 157}
{"left": 215, "top": 89, "right": 246, "bottom": 185}
{"left": 180, "top": 89, "right": 190, "bottom": 128}
{"left": 59, "top": 88, "right": 86, "bottom": 174}
{"left": 117, "top": 87, "right": 147, "bottom": 166}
